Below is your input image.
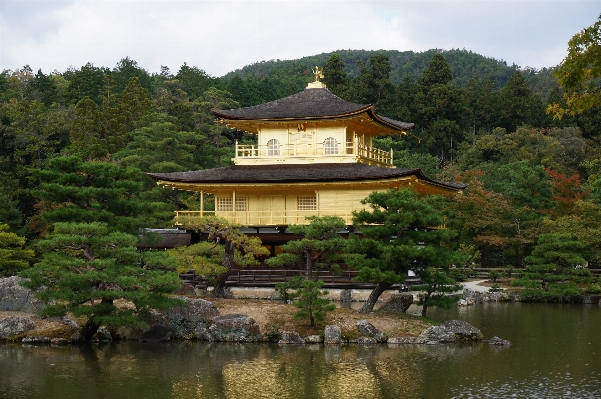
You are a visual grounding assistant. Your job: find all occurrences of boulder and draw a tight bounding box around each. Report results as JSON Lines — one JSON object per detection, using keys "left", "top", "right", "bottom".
{"left": 151, "top": 297, "right": 219, "bottom": 340}
{"left": 353, "top": 336, "right": 377, "bottom": 345}
{"left": 208, "top": 314, "right": 261, "bottom": 342}
{"left": 340, "top": 289, "right": 352, "bottom": 302}
{"left": 304, "top": 335, "right": 322, "bottom": 343}
{"left": 387, "top": 337, "right": 422, "bottom": 344}
{"left": 442, "top": 320, "right": 483, "bottom": 341}
{"left": 50, "top": 338, "right": 69, "bottom": 345}
{"left": 356, "top": 320, "right": 388, "bottom": 343}
{"left": 323, "top": 325, "right": 341, "bottom": 344}
{"left": 0, "top": 316, "right": 35, "bottom": 340}
{"left": 380, "top": 293, "right": 413, "bottom": 313}
{"left": 140, "top": 325, "right": 173, "bottom": 342}
{"left": 92, "top": 326, "right": 113, "bottom": 341}
{"left": 418, "top": 325, "right": 457, "bottom": 343}
{"left": 488, "top": 336, "right": 512, "bottom": 346}
{"left": 0, "top": 276, "right": 45, "bottom": 312}
{"left": 278, "top": 331, "right": 305, "bottom": 344}
{"left": 173, "top": 283, "right": 196, "bottom": 296}
{"left": 22, "top": 336, "right": 51, "bottom": 344}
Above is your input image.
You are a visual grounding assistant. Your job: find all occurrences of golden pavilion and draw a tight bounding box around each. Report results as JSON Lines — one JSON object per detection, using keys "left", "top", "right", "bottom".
{"left": 149, "top": 70, "right": 465, "bottom": 233}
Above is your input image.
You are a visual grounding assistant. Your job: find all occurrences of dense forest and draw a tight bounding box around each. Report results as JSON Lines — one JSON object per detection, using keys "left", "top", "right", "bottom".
{"left": 1, "top": 43, "right": 601, "bottom": 277}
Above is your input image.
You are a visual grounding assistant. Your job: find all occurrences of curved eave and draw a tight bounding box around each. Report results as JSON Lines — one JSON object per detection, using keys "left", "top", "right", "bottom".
{"left": 149, "top": 170, "right": 464, "bottom": 196}
{"left": 215, "top": 106, "right": 416, "bottom": 139}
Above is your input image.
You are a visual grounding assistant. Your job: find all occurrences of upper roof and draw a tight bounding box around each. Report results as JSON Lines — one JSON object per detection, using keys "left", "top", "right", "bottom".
{"left": 148, "top": 163, "right": 466, "bottom": 191}
{"left": 212, "top": 88, "right": 414, "bottom": 131}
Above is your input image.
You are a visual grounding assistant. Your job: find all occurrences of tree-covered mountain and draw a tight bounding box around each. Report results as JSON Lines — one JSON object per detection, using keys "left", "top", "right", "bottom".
{"left": 223, "top": 49, "right": 557, "bottom": 100}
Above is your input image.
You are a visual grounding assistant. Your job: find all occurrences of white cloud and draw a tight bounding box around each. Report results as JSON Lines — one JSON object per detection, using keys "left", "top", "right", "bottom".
{"left": 0, "top": 0, "right": 598, "bottom": 75}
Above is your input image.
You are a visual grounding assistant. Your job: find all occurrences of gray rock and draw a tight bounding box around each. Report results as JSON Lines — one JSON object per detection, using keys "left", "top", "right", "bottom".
{"left": 0, "top": 316, "right": 35, "bottom": 340}
{"left": 387, "top": 337, "right": 423, "bottom": 344}
{"left": 59, "top": 317, "right": 79, "bottom": 330}
{"left": 304, "top": 335, "right": 322, "bottom": 343}
{"left": 140, "top": 325, "right": 173, "bottom": 342}
{"left": 380, "top": 293, "right": 413, "bottom": 313}
{"left": 418, "top": 325, "right": 457, "bottom": 343}
{"left": 353, "top": 336, "right": 377, "bottom": 345}
{"left": 324, "top": 325, "right": 341, "bottom": 344}
{"left": 173, "top": 283, "right": 196, "bottom": 296}
{"left": 278, "top": 331, "right": 304, "bottom": 344}
{"left": 92, "top": 326, "right": 112, "bottom": 341}
{"left": 69, "top": 331, "right": 85, "bottom": 343}
{"left": 442, "top": 320, "right": 483, "bottom": 341}
{"left": 356, "top": 320, "right": 388, "bottom": 342}
{"left": 152, "top": 297, "right": 219, "bottom": 340}
{"left": 22, "top": 336, "right": 50, "bottom": 344}
{"left": 50, "top": 338, "right": 69, "bottom": 345}
{"left": 208, "top": 314, "right": 261, "bottom": 342}
{"left": 488, "top": 336, "right": 512, "bottom": 346}
{"left": 340, "top": 289, "right": 352, "bottom": 302}
{"left": 0, "top": 277, "right": 45, "bottom": 312}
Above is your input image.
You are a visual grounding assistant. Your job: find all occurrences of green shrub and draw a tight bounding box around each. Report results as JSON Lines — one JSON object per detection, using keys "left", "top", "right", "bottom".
{"left": 275, "top": 275, "right": 305, "bottom": 302}
{"left": 293, "top": 279, "right": 336, "bottom": 327}
{"left": 587, "top": 283, "right": 601, "bottom": 294}
{"left": 488, "top": 270, "right": 500, "bottom": 282}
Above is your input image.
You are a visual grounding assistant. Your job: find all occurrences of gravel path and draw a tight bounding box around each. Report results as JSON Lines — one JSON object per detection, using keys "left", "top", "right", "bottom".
{"left": 461, "top": 279, "right": 490, "bottom": 293}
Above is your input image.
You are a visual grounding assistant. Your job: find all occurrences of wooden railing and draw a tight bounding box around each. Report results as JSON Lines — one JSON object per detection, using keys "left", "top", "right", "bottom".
{"left": 175, "top": 209, "right": 355, "bottom": 225}
{"left": 235, "top": 140, "right": 393, "bottom": 166}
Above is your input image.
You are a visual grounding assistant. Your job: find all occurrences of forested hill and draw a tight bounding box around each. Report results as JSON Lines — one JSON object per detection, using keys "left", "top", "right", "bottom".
{"left": 223, "top": 49, "right": 556, "bottom": 100}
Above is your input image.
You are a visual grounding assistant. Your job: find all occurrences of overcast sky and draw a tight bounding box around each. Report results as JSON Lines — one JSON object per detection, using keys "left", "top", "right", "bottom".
{"left": 0, "top": 0, "right": 598, "bottom": 77}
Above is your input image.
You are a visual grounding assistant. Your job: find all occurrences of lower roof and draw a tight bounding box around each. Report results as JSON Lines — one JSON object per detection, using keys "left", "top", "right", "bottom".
{"left": 148, "top": 163, "right": 466, "bottom": 192}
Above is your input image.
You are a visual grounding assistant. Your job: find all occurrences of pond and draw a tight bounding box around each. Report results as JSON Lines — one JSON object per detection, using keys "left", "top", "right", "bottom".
{"left": 1, "top": 302, "right": 600, "bottom": 399}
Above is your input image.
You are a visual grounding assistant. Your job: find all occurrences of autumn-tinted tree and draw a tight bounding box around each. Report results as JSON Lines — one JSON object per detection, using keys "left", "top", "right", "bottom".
{"left": 548, "top": 15, "right": 601, "bottom": 118}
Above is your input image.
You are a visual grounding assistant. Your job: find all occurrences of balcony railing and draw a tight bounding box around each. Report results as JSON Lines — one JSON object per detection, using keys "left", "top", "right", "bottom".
{"left": 235, "top": 140, "right": 393, "bottom": 166}
{"left": 175, "top": 209, "right": 355, "bottom": 226}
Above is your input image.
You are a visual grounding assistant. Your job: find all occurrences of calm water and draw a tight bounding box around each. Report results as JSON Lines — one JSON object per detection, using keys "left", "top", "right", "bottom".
{"left": 1, "top": 302, "right": 600, "bottom": 399}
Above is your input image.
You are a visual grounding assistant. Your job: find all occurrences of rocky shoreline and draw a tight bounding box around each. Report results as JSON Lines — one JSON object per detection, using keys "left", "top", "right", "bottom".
{"left": 0, "top": 275, "right": 512, "bottom": 347}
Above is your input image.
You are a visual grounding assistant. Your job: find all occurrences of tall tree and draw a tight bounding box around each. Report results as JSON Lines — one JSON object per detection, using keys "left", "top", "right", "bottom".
{"left": 321, "top": 54, "right": 349, "bottom": 97}
{"left": 414, "top": 53, "right": 465, "bottom": 161}
{"left": 548, "top": 15, "right": 601, "bottom": 118}
{"left": 265, "top": 216, "right": 347, "bottom": 279}
{"left": 35, "top": 155, "right": 156, "bottom": 234}
{"left": 21, "top": 222, "right": 181, "bottom": 340}
{"left": 499, "top": 70, "right": 532, "bottom": 131}
{"left": 348, "top": 187, "right": 462, "bottom": 313}
{"left": 176, "top": 216, "right": 268, "bottom": 298}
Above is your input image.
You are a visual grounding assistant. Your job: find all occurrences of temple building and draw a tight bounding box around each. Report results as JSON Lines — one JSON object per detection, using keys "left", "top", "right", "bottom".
{"left": 149, "top": 69, "right": 465, "bottom": 245}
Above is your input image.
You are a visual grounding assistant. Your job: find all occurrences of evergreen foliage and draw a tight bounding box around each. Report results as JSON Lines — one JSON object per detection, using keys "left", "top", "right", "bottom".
{"left": 292, "top": 279, "right": 336, "bottom": 328}
{"left": 265, "top": 216, "right": 347, "bottom": 279}
{"left": 348, "top": 187, "right": 463, "bottom": 313}
{"left": 21, "top": 222, "right": 182, "bottom": 340}
{"left": 0, "top": 223, "right": 34, "bottom": 276}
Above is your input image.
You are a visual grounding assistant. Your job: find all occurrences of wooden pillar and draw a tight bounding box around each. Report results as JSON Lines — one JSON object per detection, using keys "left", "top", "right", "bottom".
{"left": 200, "top": 190, "right": 204, "bottom": 216}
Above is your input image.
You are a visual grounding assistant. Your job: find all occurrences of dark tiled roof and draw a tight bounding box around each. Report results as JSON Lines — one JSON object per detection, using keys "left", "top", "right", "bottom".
{"left": 212, "top": 88, "right": 414, "bottom": 130}
{"left": 148, "top": 163, "right": 466, "bottom": 189}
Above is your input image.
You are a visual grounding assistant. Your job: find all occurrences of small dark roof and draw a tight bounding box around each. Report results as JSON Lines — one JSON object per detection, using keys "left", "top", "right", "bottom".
{"left": 212, "top": 88, "right": 414, "bottom": 130}
{"left": 148, "top": 163, "right": 466, "bottom": 190}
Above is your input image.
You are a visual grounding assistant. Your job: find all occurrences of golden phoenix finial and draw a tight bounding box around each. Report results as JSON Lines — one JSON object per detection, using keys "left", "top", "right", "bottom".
{"left": 312, "top": 66, "right": 324, "bottom": 82}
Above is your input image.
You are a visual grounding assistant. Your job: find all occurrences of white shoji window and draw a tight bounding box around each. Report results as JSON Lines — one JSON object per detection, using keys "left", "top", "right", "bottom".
{"left": 297, "top": 196, "right": 317, "bottom": 211}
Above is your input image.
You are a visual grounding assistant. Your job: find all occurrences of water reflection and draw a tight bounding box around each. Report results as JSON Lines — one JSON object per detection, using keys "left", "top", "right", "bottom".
{"left": 1, "top": 303, "right": 600, "bottom": 398}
